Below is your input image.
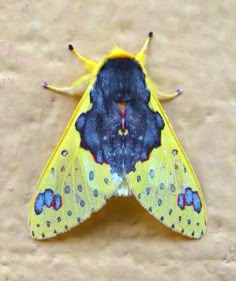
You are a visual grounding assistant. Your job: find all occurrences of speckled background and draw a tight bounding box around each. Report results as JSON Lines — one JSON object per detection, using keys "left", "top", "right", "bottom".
{"left": 1, "top": 1, "right": 235, "bottom": 280}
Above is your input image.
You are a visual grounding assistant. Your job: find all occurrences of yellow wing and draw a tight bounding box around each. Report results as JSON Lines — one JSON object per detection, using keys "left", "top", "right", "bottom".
{"left": 28, "top": 88, "right": 119, "bottom": 240}
{"left": 29, "top": 32, "right": 207, "bottom": 240}
{"left": 28, "top": 40, "right": 141, "bottom": 240}
{"left": 127, "top": 81, "right": 207, "bottom": 239}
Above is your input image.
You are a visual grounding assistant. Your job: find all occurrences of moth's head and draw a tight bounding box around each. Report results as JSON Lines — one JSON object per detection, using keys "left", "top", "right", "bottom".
{"left": 92, "top": 32, "right": 152, "bottom": 79}
{"left": 106, "top": 47, "right": 134, "bottom": 60}
{"left": 106, "top": 32, "right": 153, "bottom": 64}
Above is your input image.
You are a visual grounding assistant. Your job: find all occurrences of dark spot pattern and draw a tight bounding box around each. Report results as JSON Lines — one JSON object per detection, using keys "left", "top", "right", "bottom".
{"left": 177, "top": 193, "right": 185, "bottom": 210}
{"left": 77, "top": 185, "right": 82, "bottom": 192}
{"left": 46, "top": 221, "right": 51, "bottom": 227}
{"left": 80, "top": 200, "right": 85, "bottom": 207}
{"left": 67, "top": 210, "right": 72, "bottom": 216}
{"left": 53, "top": 194, "right": 62, "bottom": 210}
{"left": 170, "top": 184, "right": 176, "bottom": 193}
{"left": 44, "top": 189, "right": 54, "bottom": 208}
{"left": 61, "top": 149, "right": 68, "bottom": 156}
{"left": 159, "top": 183, "right": 165, "bottom": 190}
{"left": 149, "top": 169, "right": 154, "bottom": 179}
{"left": 177, "top": 187, "right": 202, "bottom": 214}
{"left": 35, "top": 190, "right": 62, "bottom": 215}
{"left": 185, "top": 187, "right": 193, "bottom": 205}
{"left": 34, "top": 193, "right": 44, "bottom": 215}
{"left": 61, "top": 165, "right": 65, "bottom": 172}
{"left": 104, "top": 178, "right": 109, "bottom": 184}
{"left": 64, "top": 185, "right": 71, "bottom": 194}
{"left": 57, "top": 216, "right": 61, "bottom": 222}
{"left": 89, "top": 171, "right": 94, "bottom": 181}
{"left": 169, "top": 209, "right": 173, "bottom": 215}
{"left": 51, "top": 167, "right": 55, "bottom": 176}
{"left": 146, "top": 187, "right": 151, "bottom": 195}
{"left": 192, "top": 191, "right": 202, "bottom": 213}
{"left": 157, "top": 198, "right": 162, "bottom": 206}
{"left": 172, "top": 149, "right": 178, "bottom": 155}
{"left": 137, "top": 175, "right": 141, "bottom": 182}
{"left": 93, "top": 189, "right": 98, "bottom": 197}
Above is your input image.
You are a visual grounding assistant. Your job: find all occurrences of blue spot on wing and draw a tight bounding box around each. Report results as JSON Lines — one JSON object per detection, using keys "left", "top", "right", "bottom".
{"left": 44, "top": 189, "right": 54, "bottom": 207}
{"left": 61, "top": 149, "right": 68, "bottom": 156}
{"left": 34, "top": 193, "right": 44, "bottom": 215}
{"left": 53, "top": 194, "right": 62, "bottom": 210}
{"left": 185, "top": 187, "right": 193, "bottom": 206}
{"left": 192, "top": 191, "right": 202, "bottom": 213}
{"left": 89, "top": 171, "right": 94, "bottom": 181}
{"left": 177, "top": 193, "right": 185, "bottom": 210}
{"left": 149, "top": 169, "right": 154, "bottom": 179}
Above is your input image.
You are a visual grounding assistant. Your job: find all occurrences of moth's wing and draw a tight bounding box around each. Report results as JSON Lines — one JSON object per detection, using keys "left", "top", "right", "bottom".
{"left": 29, "top": 90, "right": 117, "bottom": 240}
{"left": 127, "top": 88, "right": 207, "bottom": 239}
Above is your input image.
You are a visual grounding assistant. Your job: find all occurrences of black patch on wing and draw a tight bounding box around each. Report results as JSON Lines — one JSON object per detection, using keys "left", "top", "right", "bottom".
{"left": 75, "top": 58, "right": 164, "bottom": 176}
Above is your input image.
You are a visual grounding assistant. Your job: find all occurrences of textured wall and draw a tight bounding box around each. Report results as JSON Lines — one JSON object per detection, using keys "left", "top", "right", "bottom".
{"left": 0, "top": 1, "right": 235, "bottom": 280}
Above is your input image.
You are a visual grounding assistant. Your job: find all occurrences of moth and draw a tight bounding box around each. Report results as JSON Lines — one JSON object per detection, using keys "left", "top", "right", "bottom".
{"left": 29, "top": 32, "right": 207, "bottom": 240}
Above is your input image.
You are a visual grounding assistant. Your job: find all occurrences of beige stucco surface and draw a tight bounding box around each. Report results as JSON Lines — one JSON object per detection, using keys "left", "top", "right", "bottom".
{"left": 0, "top": 1, "right": 235, "bottom": 280}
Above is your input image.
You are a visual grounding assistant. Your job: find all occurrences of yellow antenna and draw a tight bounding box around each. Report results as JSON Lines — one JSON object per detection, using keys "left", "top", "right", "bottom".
{"left": 135, "top": 32, "right": 153, "bottom": 63}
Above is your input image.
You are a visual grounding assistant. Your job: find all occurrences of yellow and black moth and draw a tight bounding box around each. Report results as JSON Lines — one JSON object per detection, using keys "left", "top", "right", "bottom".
{"left": 29, "top": 32, "right": 207, "bottom": 240}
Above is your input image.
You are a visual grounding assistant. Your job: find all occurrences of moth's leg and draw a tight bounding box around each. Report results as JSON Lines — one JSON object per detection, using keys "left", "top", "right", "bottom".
{"left": 42, "top": 74, "right": 92, "bottom": 96}
{"left": 157, "top": 88, "right": 183, "bottom": 100}
{"left": 68, "top": 44, "right": 96, "bottom": 71}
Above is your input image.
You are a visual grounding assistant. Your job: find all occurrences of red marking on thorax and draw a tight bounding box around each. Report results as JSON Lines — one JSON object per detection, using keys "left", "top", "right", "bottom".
{"left": 120, "top": 109, "right": 126, "bottom": 132}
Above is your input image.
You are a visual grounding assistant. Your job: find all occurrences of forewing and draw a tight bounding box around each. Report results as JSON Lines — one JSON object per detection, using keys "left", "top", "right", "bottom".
{"left": 128, "top": 92, "right": 207, "bottom": 239}
{"left": 29, "top": 92, "right": 117, "bottom": 239}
